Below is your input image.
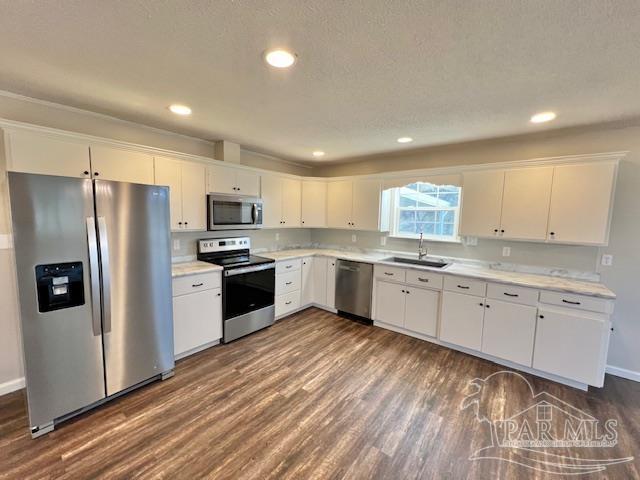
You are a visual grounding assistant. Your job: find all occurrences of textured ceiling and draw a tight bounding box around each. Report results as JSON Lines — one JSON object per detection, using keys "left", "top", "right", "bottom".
{"left": 0, "top": 1, "right": 639, "bottom": 163}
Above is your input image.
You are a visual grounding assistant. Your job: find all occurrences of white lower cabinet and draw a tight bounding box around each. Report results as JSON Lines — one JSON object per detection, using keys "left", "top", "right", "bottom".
{"left": 439, "top": 291, "right": 485, "bottom": 351}
{"left": 374, "top": 280, "right": 439, "bottom": 337}
{"left": 481, "top": 299, "right": 536, "bottom": 367}
{"left": 301, "top": 257, "right": 314, "bottom": 305}
{"left": 276, "top": 256, "right": 336, "bottom": 317}
{"left": 172, "top": 278, "right": 222, "bottom": 359}
{"left": 326, "top": 258, "right": 336, "bottom": 309}
{"left": 533, "top": 308, "right": 610, "bottom": 386}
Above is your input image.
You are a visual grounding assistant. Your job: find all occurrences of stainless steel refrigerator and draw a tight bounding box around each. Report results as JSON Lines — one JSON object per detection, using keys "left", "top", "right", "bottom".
{"left": 8, "top": 172, "right": 174, "bottom": 438}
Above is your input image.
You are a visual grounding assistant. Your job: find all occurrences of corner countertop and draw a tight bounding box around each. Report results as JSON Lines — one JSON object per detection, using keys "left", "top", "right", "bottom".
{"left": 171, "top": 261, "right": 223, "bottom": 278}
{"left": 259, "top": 249, "right": 616, "bottom": 300}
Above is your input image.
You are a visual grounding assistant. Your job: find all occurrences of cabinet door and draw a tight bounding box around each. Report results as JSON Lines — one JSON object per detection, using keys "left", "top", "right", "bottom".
{"left": 301, "top": 257, "right": 314, "bottom": 306}
{"left": 404, "top": 287, "right": 439, "bottom": 337}
{"left": 352, "top": 179, "right": 382, "bottom": 231}
{"left": 90, "top": 145, "right": 154, "bottom": 184}
{"left": 500, "top": 167, "right": 553, "bottom": 241}
{"left": 181, "top": 161, "right": 207, "bottom": 231}
{"left": 547, "top": 162, "right": 617, "bottom": 245}
{"left": 261, "top": 175, "right": 283, "bottom": 228}
{"left": 374, "top": 281, "right": 406, "bottom": 327}
{"left": 327, "top": 181, "right": 353, "bottom": 229}
{"left": 6, "top": 130, "right": 91, "bottom": 178}
{"left": 533, "top": 309, "right": 609, "bottom": 386}
{"left": 439, "top": 291, "right": 485, "bottom": 351}
{"left": 154, "top": 156, "right": 183, "bottom": 230}
{"left": 235, "top": 170, "right": 261, "bottom": 196}
{"left": 173, "top": 288, "right": 222, "bottom": 357}
{"left": 207, "top": 164, "right": 237, "bottom": 194}
{"left": 460, "top": 170, "right": 505, "bottom": 237}
{"left": 326, "top": 258, "right": 336, "bottom": 309}
{"left": 281, "top": 177, "right": 302, "bottom": 227}
{"left": 312, "top": 257, "right": 328, "bottom": 306}
{"left": 481, "top": 299, "right": 536, "bottom": 366}
{"left": 301, "top": 180, "right": 327, "bottom": 227}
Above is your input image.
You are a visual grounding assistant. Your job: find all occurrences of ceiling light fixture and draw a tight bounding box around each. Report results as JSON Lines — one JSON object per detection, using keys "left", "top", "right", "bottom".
{"left": 312, "top": 151, "right": 325, "bottom": 158}
{"left": 168, "top": 104, "right": 192, "bottom": 116}
{"left": 397, "top": 137, "right": 413, "bottom": 143}
{"left": 264, "top": 49, "right": 297, "bottom": 68}
{"left": 530, "top": 111, "right": 556, "bottom": 123}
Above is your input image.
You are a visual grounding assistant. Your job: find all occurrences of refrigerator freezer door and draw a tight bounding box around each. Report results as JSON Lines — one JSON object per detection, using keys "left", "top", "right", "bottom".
{"left": 8, "top": 173, "right": 106, "bottom": 429}
{"left": 93, "top": 180, "right": 174, "bottom": 395}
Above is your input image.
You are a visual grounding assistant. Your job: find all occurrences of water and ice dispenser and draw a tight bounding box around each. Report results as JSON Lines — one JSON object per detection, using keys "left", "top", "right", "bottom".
{"left": 35, "top": 262, "right": 85, "bottom": 312}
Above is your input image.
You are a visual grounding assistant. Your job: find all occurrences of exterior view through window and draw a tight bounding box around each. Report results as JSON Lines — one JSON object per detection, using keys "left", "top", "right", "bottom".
{"left": 392, "top": 182, "right": 461, "bottom": 241}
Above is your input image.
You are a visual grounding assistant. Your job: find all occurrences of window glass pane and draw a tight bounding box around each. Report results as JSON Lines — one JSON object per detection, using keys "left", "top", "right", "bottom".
{"left": 418, "top": 183, "right": 437, "bottom": 193}
{"left": 399, "top": 195, "right": 416, "bottom": 207}
{"left": 416, "top": 210, "right": 436, "bottom": 222}
{"left": 422, "top": 223, "right": 436, "bottom": 235}
{"left": 405, "top": 183, "right": 418, "bottom": 191}
{"left": 438, "top": 192, "right": 459, "bottom": 207}
{"left": 438, "top": 210, "right": 454, "bottom": 223}
{"left": 442, "top": 223, "right": 454, "bottom": 236}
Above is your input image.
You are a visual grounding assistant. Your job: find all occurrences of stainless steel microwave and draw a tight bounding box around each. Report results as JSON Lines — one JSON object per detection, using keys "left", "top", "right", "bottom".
{"left": 207, "top": 193, "right": 263, "bottom": 230}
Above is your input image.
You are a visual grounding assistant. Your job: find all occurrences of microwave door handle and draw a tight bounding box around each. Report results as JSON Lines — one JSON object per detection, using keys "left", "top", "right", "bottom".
{"left": 86, "top": 217, "right": 102, "bottom": 336}
{"left": 97, "top": 217, "right": 112, "bottom": 334}
{"left": 252, "top": 203, "right": 257, "bottom": 224}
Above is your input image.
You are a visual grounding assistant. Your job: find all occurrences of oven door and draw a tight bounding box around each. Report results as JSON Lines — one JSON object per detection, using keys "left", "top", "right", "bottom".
{"left": 208, "top": 194, "right": 263, "bottom": 230}
{"left": 223, "top": 264, "right": 275, "bottom": 320}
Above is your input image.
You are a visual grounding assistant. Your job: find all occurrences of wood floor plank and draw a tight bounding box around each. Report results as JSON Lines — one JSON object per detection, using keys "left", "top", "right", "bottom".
{"left": 0, "top": 307, "right": 638, "bottom": 479}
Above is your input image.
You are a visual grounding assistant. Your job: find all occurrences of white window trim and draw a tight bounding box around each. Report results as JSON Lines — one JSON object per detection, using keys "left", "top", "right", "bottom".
{"left": 389, "top": 185, "right": 462, "bottom": 242}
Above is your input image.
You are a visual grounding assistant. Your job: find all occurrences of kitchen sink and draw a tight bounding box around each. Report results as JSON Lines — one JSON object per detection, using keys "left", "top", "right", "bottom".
{"left": 382, "top": 257, "right": 450, "bottom": 269}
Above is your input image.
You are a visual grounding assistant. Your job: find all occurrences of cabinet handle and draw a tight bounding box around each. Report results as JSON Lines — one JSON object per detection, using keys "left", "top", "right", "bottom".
{"left": 401, "top": 290, "right": 405, "bottom": 293}
{"left": 549, "top": 232, "right": 556, "bottom": 236}
{"left": 184, "top": 221, "right": 188, "bottom": 226}
{"left": 503, "top": 292, "right": 519, "bottom": 297}
{"left": 178, "top": 222, "right": 183, "bottom": 225}
{"left": 406, "top": 290, "right": 410, "bottom": 294}
{"left": 494, "top": 229, "right": 499, "bottom": 233}
{"left": 94, "top": 172, "right": 100, "bottom": 176}
{"left": 285, "top": 301, "right": 292, "bottom": 305}
{"left": 457, "top": 285, "right": 470, "bottom": 289}
{"left": 418, "top": 277, "right": 429, "bottom": 282}
{"left": 285, "top": 265, "right": 292, "bottom": 269}
{"left": 500, "top": 229, "right": 505, "bottom": 234}
{"left": 485, "top": 304, "right": 491, "bottom": 308}
{"left": 384, "top": 272, "right": 394, "bottom": 276}
{"left": 539, "top": 314, "right": 544, "bottom": 319}
{"left": 192, "top": 283, "right": 204, "bottom": 287}
{"left": 285, "top": 282, "right": 292, "bottom": 285}
{"left": 83, "top": 170, "right": 90, "bottom": 175}
{"left": 562, "top": 299, "right": 581, "bottom": 305}
{"left": 479, "top": 302, "right": 484, "bottom": 307}
{"left": 217, "top": 293, "right": 221, "bottom": 297}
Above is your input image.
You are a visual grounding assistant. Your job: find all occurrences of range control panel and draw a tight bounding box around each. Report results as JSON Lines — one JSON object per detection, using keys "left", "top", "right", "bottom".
{"left": 199, "top": 237, "right": 251, "bottom": 253}
{"left": 35, "top": 262, "right": 85, "bottom": 313}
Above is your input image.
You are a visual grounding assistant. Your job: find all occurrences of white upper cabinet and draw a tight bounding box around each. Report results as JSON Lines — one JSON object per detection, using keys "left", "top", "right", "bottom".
{"left": 499, "top": 166, "right": 554, "bottom": 241}
{"left": 547, "top": 162, "right": 617, "bottom": 245}
{"left": 460, "top": 170, "right": 505, "bottom": 237}
{"left": 327, "top": 179, "right": 388, "bottom": 231}
{"left": 90, "top": 145, "right": 154, "bottom": 184}
{"left": 155, "top": 156, "right": 207, "bottom": 231}
{"left": 207, "top": 164, "right": 260, "bottom": 196}
{"left": 261, "top": 175, "right": 301, "bottom": 228}
{"left": 301, "top": 180, "right": 327, "bottom": 227}
{"left": 5, "top": 130, "right": 91, "bottom": 178}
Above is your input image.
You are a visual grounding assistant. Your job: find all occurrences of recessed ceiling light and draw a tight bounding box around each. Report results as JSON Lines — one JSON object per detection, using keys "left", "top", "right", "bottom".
{"left": 530, "top": 111, "right": 556, "bottom": 123}
{"left": 312, "top": 151, "right": 325, "bottom": 158}
{"left": 397, "top": 137, "right": 413, "bottom": 143}
{"left": 168, "top": 104, "right": 192, "bottom": 116}
{"left": 264, "top": 49, "right": 297, "bottom": 68}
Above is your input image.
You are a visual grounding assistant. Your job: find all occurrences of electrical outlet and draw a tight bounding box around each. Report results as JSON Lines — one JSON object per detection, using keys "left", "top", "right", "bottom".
{"left": 380, "top": 236, "right": 387, "bottom": 246}
{"left": 275, "top": 233, "right": 280, "bottom": 241}
{"left": 351, "top": 234, "right": 357, "bottom": 243}
{"left": 502, "top": 246, "right": 511, "bottom": 257}
{"left": 173, "top": 239, "right": 180, "bottom": 251}
{"left": 601, "top": 254, "right": 613, "bottom": 266}
{"left": 465, "top": 236, "right": 478, "bottom": 246}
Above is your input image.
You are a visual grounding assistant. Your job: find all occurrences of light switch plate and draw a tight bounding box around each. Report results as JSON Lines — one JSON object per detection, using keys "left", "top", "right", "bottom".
{"left": 465, "top": 236, "right": 478, "bottom": 246}
{"left": 173, "top": 239, "right": 180, "bottom": 251}
{"left": 601, "top": 254, "right": 613, "bottom": 266}
{"left": 380, "top": 236, "right": 387, "bottom": 246}
{"left": 502, "top": 246, "right": 511, "bottom": 257}
{"left": 351, "top": 234, "right": 357, "bottom": 243}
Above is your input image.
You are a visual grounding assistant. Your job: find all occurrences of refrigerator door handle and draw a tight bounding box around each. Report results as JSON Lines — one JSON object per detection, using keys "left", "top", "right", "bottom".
{"left": 97, "top": 216, "right": 112, "bottom": 334}
{"left": 86, "top": 217, "right": 102, "bottom": 337}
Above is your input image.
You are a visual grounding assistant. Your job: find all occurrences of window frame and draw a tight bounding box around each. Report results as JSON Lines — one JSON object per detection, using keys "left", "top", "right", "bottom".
{"left": 389, "top": 183, "right": 462, "bottom": 243}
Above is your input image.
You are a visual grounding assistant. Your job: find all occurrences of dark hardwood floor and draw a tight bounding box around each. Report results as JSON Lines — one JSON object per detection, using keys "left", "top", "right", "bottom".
{"left": 0, "top": 308, "right": 638, "bottom": 479}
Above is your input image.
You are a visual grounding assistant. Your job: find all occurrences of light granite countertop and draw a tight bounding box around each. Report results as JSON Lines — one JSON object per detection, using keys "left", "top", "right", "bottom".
{"left": 171, "top": 261, "right": 223, "bottom": 278}
{"left": 259, "top": 248, "right": 616, "bottom": 299}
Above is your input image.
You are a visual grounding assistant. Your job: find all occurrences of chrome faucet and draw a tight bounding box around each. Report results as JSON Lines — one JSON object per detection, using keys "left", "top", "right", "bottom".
{"left": 418, "top": 232, "right": 427, "bottom": 260}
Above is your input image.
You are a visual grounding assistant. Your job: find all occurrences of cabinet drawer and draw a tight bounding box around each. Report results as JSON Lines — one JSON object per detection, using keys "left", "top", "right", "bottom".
{"left": 276, "top": 258, "right": 302, "bottom": 274}
{"left": 444, "top": 276, "right": 486, "bottom": 297}
{"left": 539, "top": 291, "right": 613, "bottom": 314}
{"left": 406, "top": 270, "right": 443, "bottom": 289}
{"left": 487, "top": 283, "right": 539, "bottom": 307}
{"left": 276, "top": 270, "right": 301, "bottom": 295}
{"left": 374, "top": 265, "right": 406, "bottom": 282}
{"left": 276, "top": 290, "right": 301, "bottom": 317}
{"left": 173, "top": 272, "right": 221, "bottom": 297}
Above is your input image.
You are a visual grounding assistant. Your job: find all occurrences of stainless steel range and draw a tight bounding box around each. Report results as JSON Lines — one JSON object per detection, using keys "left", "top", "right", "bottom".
{"left": 197, "top": 237, "right": 275, "bottom": 343}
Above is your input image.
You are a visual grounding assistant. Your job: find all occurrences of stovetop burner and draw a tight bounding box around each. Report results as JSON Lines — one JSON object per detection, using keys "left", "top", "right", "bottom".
{"left": 197, "top": 237, "right": 274, "bottom": 270}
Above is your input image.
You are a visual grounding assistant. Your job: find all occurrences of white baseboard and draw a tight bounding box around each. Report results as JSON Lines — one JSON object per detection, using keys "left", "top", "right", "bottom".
{"left": 0, "top": 377, "right": 25, "bottom": 396}
{"left": 606, "top": 365, "right": 640, "bottom": 383}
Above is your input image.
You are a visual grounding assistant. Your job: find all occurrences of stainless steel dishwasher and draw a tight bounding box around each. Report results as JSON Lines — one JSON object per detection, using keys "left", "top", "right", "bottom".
{"left": 335, "top": 259, "right": 374, "bottom": 322}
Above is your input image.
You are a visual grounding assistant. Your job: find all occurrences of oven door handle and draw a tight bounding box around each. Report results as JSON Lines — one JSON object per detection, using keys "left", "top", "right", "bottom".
{"left": 225, "top": 263, "right": 275, "bottom": 277}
